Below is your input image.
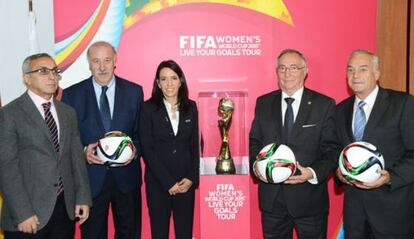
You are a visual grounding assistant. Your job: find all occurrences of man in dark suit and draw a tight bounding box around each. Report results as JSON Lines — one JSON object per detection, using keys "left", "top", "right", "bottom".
{"left": 335, "top": 49, "right": 414, "bottom": 239}
{"left": 0, "top": 53, "right": 92, "bottom": 239}
{"left": 61, "top": 41, "right": 143, "bottom": 239}
{"left": 249, "top": 49, "right": 338, "bottom": 239}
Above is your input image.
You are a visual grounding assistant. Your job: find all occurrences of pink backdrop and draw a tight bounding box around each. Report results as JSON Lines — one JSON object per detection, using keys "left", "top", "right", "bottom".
{"left": 54, "top": 0, "right": 377, "bottom": 238}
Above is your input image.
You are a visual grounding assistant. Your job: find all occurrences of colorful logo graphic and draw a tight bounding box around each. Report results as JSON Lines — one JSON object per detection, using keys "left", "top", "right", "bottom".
{"left": 123, "top": 0, "right": 293, "bottom": 30}
{"left": 55, "top": 0, "right": 293, "bottom": 72}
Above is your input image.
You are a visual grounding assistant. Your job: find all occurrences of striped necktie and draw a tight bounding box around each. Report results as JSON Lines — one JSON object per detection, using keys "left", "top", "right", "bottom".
{"left": 353, "top": 101, "right": 366, "bottom": 141}
{"left": 42, "top": 102, "right": 63, "bottom": 194}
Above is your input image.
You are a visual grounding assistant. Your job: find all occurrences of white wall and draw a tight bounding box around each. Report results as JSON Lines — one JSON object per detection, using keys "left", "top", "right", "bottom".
{"left": 0, "top": 0, "right": 54, "bottom": 105}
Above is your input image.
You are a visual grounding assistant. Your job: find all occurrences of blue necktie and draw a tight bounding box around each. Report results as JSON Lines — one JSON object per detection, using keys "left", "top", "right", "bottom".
{"left": 353, "top": 101, "right": 366, "bottom": 141}
{"left": 100, "top": 86, "right": 111, "bottom": 132}
{"left": 282, "top": 97, "right": 294, "bottom": 144}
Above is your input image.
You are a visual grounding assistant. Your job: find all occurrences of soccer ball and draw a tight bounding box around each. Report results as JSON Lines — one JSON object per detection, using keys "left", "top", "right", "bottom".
{"left": 96, "top": 131, "right": 134, "bottom": 166}
{"left": 338, "top": 141, "right": 385, "bottom": 183}
{"left": 254, "top": 143, "right": 297, "bottom": 183}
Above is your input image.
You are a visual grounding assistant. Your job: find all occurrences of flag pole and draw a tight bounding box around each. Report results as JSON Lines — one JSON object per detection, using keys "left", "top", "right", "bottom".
{"left": 28, "top": 0, "right": 39, "bottom": 54}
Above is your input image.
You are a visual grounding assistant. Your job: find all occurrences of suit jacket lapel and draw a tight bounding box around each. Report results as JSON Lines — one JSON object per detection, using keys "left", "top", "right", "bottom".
{"left": 363, "top": 88, "right": 389, "bottom": 142}
{"left": 112, "top": 77, "right": 123, "bottom": 131}
{"left": 162, "top": 103, "right": 175, "bottom": 136}
{"left": 270, "top": 91, "right": 283, "bottom": 144}
{"left": 19, "top": 93, "right": 58, "bottom": 157}
{"left": 176, "top": 109, "right": 182, "bottom": 137}
{"left": 290, "top": 88, "right": 312, "bottom": 140}
{"left": 344, "top": 97, "right": 355, "bottom": 142}
{"left": 85, "top": 78, "right": 106, "bottom": 132}
{"left": 55, "top": 100, "right": 66, "bottom": 157}
{"left": 177, "top": 105, "right": 189, "bottom": 137}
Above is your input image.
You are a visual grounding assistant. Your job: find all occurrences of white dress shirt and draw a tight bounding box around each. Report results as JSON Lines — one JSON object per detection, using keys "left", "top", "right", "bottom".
{"left": 92, "top": 76, "right": 116, "bottom": 118}
{"left": 352, "top": 86, "right": 379, "bottom": 133}
{"left": 281, "top": 87, "right": 318, "bottom": 184}
{"left": 281, "top": 87, "right": 303, "bottom": 125}
{"left": 164, "top": 100, "right": 179, "bottom": 136}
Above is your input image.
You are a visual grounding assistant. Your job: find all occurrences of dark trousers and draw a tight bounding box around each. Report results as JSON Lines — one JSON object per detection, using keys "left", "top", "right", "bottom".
{"left": 4, "top": 193, "right": 74, "bottom": 239}
{"left": 344, "top": 201, "right": 410, "bottom": 239}
{"left": 81, "top": 171, "right": 141, "bottom": 239}
{"left": 146, "top": 182, "right": 195, "bottom": 239}
{"left": 261, "top": 190, "right": 327, "bottom": 239}
{"left": 344, "top": 225, "right": 410, "bottom": 239}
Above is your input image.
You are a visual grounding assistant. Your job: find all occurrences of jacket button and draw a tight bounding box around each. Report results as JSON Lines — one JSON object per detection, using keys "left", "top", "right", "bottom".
{"left": 53, "top": 183, "right": 58, "bottom": 187}
{"left": 172, "top": 149, "right": 177, "bottom": 154}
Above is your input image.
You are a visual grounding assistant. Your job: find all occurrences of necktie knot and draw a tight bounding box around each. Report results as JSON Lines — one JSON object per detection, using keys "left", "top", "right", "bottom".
{"left": 42, "top": 102, "right": 51, "bottom": 112}
{"left": 358, "top": 100, "right": 366, "bottom": 109}
{"left": 285, "top": 97, "right": 294, "bottom": 105}
{"left": 101, "top": 86, "right": 108, "bottom": 94}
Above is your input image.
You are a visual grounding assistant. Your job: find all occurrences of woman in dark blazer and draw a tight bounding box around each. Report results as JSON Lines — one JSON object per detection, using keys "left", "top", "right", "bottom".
{"left": 140, "top": 60, "right": 199, "bottom": 239}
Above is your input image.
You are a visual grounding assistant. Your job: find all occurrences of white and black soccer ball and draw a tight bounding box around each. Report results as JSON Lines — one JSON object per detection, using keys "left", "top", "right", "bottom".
{"left": 254, "top": 143, "right": 297, "bottom": 183}
{"left": 96, "top": 131, "right": 134, "bottom": 167}
{"left": 338, "top": 141, "right": 385, "bottom": 183}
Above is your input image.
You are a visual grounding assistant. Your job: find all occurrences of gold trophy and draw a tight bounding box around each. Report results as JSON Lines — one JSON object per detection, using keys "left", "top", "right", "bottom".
{"left": 215, "top": 97, "right": 236, "bottom": 174}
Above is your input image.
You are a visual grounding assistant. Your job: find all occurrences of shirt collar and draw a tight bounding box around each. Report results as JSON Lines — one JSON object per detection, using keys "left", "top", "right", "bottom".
{"left": 92, "top": 75, "right": 115, "bottom": 90}
{"left": 355, "top": 85, "right": 378, "bottom": 109}
{"left": 163, "top": 99, "right": 177, "bottom": 111}
{"left": 27, "top": 89, "right": 55, "bottom": 109}
{"left": 282, "top": 87, "right": 304, "bottom": 102}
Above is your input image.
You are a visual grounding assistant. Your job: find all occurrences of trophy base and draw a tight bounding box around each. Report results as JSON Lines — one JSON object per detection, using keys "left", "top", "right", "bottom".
{"left": 215, "top": 159, "right": 236, "bottom": 175}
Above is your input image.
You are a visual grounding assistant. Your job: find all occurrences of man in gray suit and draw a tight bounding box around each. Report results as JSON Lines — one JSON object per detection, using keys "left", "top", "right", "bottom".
{"left": 335, "top": 50, "right": 414, "bottom": 238}
{"left": 0, "top": 53, "right": 92, "bottom": 239}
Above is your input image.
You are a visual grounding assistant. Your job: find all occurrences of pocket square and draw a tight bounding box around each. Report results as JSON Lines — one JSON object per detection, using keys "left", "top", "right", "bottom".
{"left": 185, "top": 119, "right": 191, "bottom": 123}
{"left": 302, "top": 124, "right": 316, "bottom": 128}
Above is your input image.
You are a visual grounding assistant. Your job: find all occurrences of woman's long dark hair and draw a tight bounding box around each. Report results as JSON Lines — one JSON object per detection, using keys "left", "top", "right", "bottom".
{"left": 150, "top": 60, "right": 191, "bottom": 112}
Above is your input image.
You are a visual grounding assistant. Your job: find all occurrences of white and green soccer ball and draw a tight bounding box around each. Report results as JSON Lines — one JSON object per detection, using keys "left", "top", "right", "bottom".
{"left": 339, "top": 141, "right": 384, "bottom": 183}
{"left": 96, "top": 131, "right": 134, "bottom": 167}
{"left": 254, "top": 143, "right": 297, "bottom": 183}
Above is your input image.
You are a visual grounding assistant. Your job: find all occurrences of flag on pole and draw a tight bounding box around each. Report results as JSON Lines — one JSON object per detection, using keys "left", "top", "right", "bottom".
{"left": 28, "top": 0, "right": 39, "bottom": 54}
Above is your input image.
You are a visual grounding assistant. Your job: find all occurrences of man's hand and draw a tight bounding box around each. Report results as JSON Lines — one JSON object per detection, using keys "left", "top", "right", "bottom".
{"left": 85, "top": 142, "right": 103, "bottom": 164}
{"left": 253, "top": 162, "right": 268, "bottom": 183}
{"left": 18, "top": 215, "right": 39, "bottom": 234}
{"left": 177, "top": 178, "right": 193, "bottom": 193}
{"left": 168, "top": 183, "right": 180, "bottom": 196}
{"left": 284, "top": 162, "right": 313, "bottom": 184}
{"left": 354, "top": 170, "right": 390, "bottom": 189}
{"left": 336, "top": 168, "right": 356, "bottom": 185}
{"left": 75, "top": 205, "right": 90, "bottom": 225}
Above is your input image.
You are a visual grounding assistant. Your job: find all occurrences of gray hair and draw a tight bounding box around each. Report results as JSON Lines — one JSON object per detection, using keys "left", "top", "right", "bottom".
{"left": 349, "top": 49, "right": 380, "bottom": 71}
{"left": 276, "top": 49, "right": 307, "bottom": 67}
{"left": 22, "top": 53, "right": 53, "bottom": 74}
{"left": 86, "top": 41, "right": 117, "bottom": 60}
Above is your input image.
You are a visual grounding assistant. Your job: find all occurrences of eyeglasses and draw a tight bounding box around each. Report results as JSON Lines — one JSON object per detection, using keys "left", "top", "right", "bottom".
{"left": 277, "top": 65, "right": 305, "bottom": 73}
{"left": 25, "top": 67, "right": 62, "bottom": 76}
